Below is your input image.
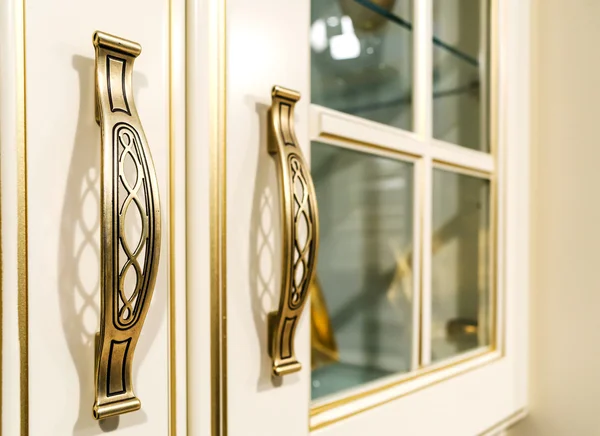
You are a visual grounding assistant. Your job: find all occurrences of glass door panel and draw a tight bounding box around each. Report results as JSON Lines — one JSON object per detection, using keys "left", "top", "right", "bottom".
{"left": 432, "top": 0, "right": 490, "bottom": 152}
{"left": 311, "top": 0, "right": 413, "bottom": 130}
{"left": 431, "top": 168, "right": 492, "bottom": 361}
{"left": 311, "top": 141, "right": 415, "bottom": 400}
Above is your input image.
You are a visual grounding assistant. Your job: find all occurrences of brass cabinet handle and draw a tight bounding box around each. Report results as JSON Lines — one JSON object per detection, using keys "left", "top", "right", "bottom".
{"left": 93, "top": 31, "right": 161, "bottom": 420}
{"left": 268, "top": 86, "right": 319, "bottom": 377}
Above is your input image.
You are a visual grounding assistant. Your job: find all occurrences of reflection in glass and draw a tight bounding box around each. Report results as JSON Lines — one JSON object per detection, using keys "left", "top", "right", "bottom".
{"left": 431, "top": 169, "right": 491, "bottom": 362}
{"left": 311, "top": 141, "right": 414, "bottom": 400}
{"left": 432, "top": 0, "right": 490, "bottom": 151}
{"left": 311, "top": 0, "right": 413, "bottom": 131}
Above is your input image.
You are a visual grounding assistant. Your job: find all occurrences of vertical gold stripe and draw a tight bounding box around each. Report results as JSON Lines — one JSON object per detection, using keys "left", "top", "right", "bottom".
{"left": 168, "top": 0, "right": 177, "bottom": 434}
{"left": 0, "top": 82, "right": 3, "bottom": 436}
{"left": 16, "top": 0, "right": 28, "bottom": 433}
{"left": 210, "top": 0, "right": 227, "bottom": 434}
{"left": 489, "top": 0, "right": 502, "bottom": 354}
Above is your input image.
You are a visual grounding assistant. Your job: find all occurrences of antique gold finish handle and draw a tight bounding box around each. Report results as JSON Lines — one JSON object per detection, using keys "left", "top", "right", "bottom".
{"left": 93, "top": 31, "right": 161, "bottom": 420}
{"left": 267, "top": 86, "right": 319, "bottom": 377}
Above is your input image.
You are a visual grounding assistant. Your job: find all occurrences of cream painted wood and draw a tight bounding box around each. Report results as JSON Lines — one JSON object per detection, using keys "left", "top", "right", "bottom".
{"left": 0, "top": 0, "right": 23, "bottom": 434}
{"left": 509, "top": 1, "right": 600, "bottom": 435}
{"left": 186, "top": 0, "right": 214, "bottom": 436}
{"left": 27, "top": 1, "right": 168, "bottom": 433}
{"left": 1, "top": 0, "right": 188, "bottom": 433}
{"left": 224, "top": 0, "right": 311, "bottom": 435}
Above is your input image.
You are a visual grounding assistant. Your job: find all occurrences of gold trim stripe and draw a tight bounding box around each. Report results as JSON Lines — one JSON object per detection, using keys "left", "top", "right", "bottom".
{"left": 0, "top": 167, "right": 2, "bottom": 436}
{"left": 318, "top": 132, "right": 421, "bottom": 161}
{"left": 16, "top": 0, "right": 28, "bottom": 433}
{"left": 432, "top": 160, "right": 493, "bottom": 180}
{"left": 0, "top": 73, "right": 3, "bottom": 436}
{"left": 210, "top": 0, "right": 227, "bottom": 434}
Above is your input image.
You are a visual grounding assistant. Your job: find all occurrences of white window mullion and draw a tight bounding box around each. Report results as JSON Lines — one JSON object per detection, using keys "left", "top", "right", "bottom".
{"left": 414, "top": 0, "right": 434, "bottom": 368}
{"left": 413, "top": 0, "right": 433, "bottom": 139}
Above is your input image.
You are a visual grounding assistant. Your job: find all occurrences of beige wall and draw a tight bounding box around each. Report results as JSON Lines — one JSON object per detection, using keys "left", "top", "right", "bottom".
{"left": 510, "top": 1, "right": 600, "bottom": 435}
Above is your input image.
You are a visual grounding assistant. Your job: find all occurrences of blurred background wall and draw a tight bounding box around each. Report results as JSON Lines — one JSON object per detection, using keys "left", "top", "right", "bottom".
{"left": 510, "top": 0, "right": 600, "bottom": 434}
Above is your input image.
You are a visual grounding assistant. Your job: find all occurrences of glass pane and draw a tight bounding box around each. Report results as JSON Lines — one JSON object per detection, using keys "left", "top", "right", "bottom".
{"left": 432, "top": 0, "right": 490, "bottom": 152}
{"left": 311, "top": 0, "right": 413, "bottom": 131}
{"left": 311, "top": 141, "right": 414, "bottom": 401}
{"left": 431, "top": 169, "right": 491, "bottom": 362}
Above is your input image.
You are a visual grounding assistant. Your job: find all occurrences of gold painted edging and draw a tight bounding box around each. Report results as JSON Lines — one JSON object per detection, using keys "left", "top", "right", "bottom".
{"left": 0, "top": 140, "right": 2, "bottom": 436}
{"left": 318, "top": 132, "right": 421, "bottom": 161}
{"left": 16, "top": 0, "right": 28, "bottom": 433}
{"left": 209, "top": 0, "right": 227, "bottom": 435}
{"left": 489, "top": 0, "right": 504, "bottom": 357}
{"left": 431, "top": 160, "right": 493, "bottom": 180}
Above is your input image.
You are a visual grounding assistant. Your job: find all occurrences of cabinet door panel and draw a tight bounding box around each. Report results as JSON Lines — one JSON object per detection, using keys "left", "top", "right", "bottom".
{"left": 222, "top": 0, "right": 529, "bottom": 435}
{"left": 225, "top": 0, "right": 311, "bottom": 434}
{"left": 24, "top": 0, "right": 171, "bottom": 433}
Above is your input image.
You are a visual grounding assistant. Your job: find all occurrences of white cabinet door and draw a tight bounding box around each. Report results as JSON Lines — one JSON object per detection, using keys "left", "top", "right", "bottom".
{"left": 0, "top": 0, "right": 190, "bottom": 434}
{"left": 220, "top": 0, "right": 530, "bottom": 435}
{"left": 221, "top": 0, "right": 312, "bottom": 434}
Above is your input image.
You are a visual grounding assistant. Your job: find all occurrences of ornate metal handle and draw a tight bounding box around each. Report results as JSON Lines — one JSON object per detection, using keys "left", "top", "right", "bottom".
{"left": 93, "top": 31, "right": 161, "bottom": 420}
{"left": 267, "top": 86, "right": 319, "bottom": 377}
